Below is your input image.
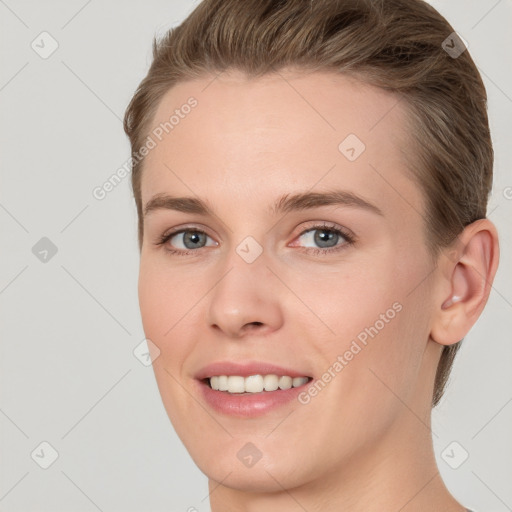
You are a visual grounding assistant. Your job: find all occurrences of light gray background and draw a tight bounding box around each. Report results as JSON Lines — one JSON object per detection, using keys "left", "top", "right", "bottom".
{"left": 0, "top": 1, "right": 511, "bottom": 511}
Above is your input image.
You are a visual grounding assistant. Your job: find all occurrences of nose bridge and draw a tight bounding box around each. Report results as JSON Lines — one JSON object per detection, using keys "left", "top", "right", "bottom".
{"left": 206, "top": 239, "right": 283, "bottom": 337}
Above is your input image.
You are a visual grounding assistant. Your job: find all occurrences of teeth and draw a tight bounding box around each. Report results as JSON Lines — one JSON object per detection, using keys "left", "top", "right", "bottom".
{"left": 218, "top": 375, "right": 229, "bottom": 391}
{"left": 292, "top": 376, "right": 308, "bottom": 387}
{"left": 228, "top": 376, "right": 245, "bottom": 393}
{"left": 263, "top": 374, "right": 279, "bottom": 391}
{"left": 278, "top": 376, "right": 292, "bottom": 390}
{"left": 245, "top": 374, "right": 264, "bottom": 393}
{"left": 208, "top": 374, "right": 310, "bottom": 393}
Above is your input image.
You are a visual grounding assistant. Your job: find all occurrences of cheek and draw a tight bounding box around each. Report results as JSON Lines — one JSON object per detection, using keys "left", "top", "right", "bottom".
{"left": 138, "top": 256, "right": 194, "bottom": 333}
{"left": 310, "top": 254, "right": 430, "bottom": 391}
{"left": 138, "top": 265, "right": 168, "bottom": 339}
{"left": 292, "top": 260, "right": 401, "bottom": 345}
{"left": 138, "top": 263, "right": 194, "bottom": 424}
{"left": 137, "top": 260, "right": 190, "bottom": 365}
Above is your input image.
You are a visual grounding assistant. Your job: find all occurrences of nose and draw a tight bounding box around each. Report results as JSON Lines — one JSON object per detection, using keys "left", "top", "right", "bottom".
{"left": 206, "top": 256, "right": 284, "bottom": 339}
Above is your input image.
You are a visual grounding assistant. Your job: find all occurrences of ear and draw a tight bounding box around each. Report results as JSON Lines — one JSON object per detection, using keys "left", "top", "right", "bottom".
{"left": 430, "top": 219, "right": 500, "bottom": 346}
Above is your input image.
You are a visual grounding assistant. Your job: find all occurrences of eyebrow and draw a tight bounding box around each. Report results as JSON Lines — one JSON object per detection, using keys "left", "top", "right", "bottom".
{"left": 143, "top": 189, "right": 384, "bottom": 218}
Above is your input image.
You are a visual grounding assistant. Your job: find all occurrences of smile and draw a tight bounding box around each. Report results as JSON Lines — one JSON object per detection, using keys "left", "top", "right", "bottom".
{"left": 195, "top": 361, "right": 314, "bottom": 417}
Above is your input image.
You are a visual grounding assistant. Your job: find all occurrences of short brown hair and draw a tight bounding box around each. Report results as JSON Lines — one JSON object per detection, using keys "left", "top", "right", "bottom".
{"left": 123, "top": 0, "right": 493, "bottom": 407}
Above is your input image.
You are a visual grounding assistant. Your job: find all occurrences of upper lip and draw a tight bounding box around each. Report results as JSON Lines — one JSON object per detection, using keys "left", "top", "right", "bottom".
{"left": 195, "top": 361, "right": 312, "bottom": 380}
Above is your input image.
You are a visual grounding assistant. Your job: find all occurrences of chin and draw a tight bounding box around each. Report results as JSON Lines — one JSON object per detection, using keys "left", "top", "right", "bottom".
{"left": 203, "top": 462, "right": 307, "bottom": 493}
{"left": 188, "top": 440, "right": 317, "bottom": 494}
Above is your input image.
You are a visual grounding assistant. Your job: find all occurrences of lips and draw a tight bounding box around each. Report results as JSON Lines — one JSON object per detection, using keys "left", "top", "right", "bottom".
{"left": 194, "top": 360, "right": 313, "bottom": 417}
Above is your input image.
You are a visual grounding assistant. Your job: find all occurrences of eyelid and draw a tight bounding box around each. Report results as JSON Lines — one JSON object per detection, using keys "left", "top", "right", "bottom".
{"left": 290, "top": 221, "right": 355, "bottom": 246}
{"left": 157, "top": 223, "right": 216, "bottom": 242}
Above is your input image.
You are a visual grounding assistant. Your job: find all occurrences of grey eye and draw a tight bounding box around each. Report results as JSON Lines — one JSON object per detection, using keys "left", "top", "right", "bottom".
{"left": 298, "top": 228, "right": 344, "bottom": 249}
{"left": 170, "top": 230, "right": 214, "bottom": 250}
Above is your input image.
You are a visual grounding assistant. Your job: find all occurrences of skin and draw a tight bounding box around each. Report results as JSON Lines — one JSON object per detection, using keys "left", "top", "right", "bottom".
{"left": 137, "top": 69, "right": 499, "bottom": 511}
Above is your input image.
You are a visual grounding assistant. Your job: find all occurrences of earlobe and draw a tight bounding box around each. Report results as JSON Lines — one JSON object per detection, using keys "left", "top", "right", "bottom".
{"left": 430, "top": 219, "right": 500, "bottom": 346}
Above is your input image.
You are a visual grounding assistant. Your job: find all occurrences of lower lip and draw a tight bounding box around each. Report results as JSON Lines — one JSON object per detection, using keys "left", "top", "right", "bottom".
{"left": 196, "top": 379, "right": 310, "bottom": 418}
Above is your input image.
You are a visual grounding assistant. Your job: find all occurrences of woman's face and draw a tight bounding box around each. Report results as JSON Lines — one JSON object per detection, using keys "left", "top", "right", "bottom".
{"left": 138, "top": 70, "right": 442, "bottom": 491}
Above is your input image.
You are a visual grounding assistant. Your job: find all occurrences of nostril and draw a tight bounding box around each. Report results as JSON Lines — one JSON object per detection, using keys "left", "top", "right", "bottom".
{"left": 243, "top": 321, "right": 263, "bottom": 328}
{"left": 246, "top": 322, "right": 264, "bottom": 331}
{"left": 240, "top": 321, "right": 267, "bottom": 335}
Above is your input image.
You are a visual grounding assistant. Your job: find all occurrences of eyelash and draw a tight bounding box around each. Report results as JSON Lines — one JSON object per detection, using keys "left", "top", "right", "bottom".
{"left": 155, "top": 222, "right": 355, "bottom": 257}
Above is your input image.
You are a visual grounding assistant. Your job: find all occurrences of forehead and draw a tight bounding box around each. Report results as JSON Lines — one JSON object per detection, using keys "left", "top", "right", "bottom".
{"left": 140, "top": 69, "right": 422, "bottom": 220}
